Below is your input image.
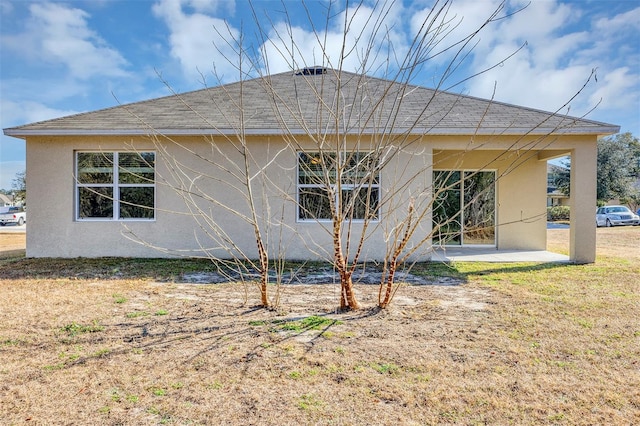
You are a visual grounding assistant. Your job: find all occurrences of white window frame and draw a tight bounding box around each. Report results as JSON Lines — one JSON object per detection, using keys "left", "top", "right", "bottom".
{"left": 75, "top": 151, "right": 156, "bottom": 221}
{"left": 296, "top": 151, "right": 380, "bottom": 223}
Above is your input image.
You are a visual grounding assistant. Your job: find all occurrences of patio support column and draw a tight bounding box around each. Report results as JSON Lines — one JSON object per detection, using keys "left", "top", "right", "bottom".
{"left": 569, "top": 141, "right": 597, "bottom": 263}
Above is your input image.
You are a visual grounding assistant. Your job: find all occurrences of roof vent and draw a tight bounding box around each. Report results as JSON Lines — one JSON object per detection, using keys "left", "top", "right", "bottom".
{"left": 296, "top": 66, "right": 327, "bottom": 76}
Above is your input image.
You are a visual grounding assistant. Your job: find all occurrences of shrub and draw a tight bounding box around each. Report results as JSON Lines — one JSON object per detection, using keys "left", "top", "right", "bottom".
{"left": 547, "top": 206, "right": 570, "bottom": 221}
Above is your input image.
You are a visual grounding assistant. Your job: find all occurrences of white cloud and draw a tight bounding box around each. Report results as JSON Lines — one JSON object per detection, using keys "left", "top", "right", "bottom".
{"left": 0, "top": 0, "right": 14, "bottom": 15}
{"left": 410, "top": 0, "right": 506, "bottom": 65}
{"left": 1, "top": 76, "right": 93, "bottom": 110}
{"left": 497, "top": 0, "right": 577, "bottom": 42}
{"left": 4, "top": 2, "right": 129, "bottom": 80}
{"left": 1, "top": 98, "right": 79, "bottom": 128}
{"left": 589, "top": 67, "right": 639, "bottom": 112}
{"left": 470, "top": 1, "right": 587, "bottom": 69}
{"left": 260, "top": 1, "right": 408, "bottom": 75}
{"left": 185, "top": 0, "right": 235, "bottom": 14}
{"left": 456, "top": 0, "right": 639, "bottom": 124}
{"left": 593, "top": 6, "right": 640, "bottom": 33}
{"left": 152, "top": 0, "right": 241, "bottom": 83}
{"left": 0, "top": 98, "right": 76, "bottom": 173}
{"left": 153, "top": 0, "right": 410, "bottom": 80}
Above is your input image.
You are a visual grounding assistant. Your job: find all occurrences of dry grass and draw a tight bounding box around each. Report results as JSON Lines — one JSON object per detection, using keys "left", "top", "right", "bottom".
{"left": 0, "top": 232, "right": 26, "bottom": 259}
{"left": 547, "top": 225, "right": 640, "bottom": 259}
{"left": 0, "top": 228, "right": 639, "bottom": 425}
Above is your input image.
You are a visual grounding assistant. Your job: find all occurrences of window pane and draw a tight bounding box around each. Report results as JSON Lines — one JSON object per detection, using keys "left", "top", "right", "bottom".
{"left": 298, "top": 152, "right": 336, "bottom": 184}
{"left": 342, "top": 187, "right": 379, "bottom": 220}
{"left": 77, "top": 153, "right": 114, "bottom": 184}
{"left": 119, "top": 152, "right": 155, "bottom": 184}
{"left": 434, "top": 170, "right": 461, "bottom": 189}
{"left": 120, "top": 187, "right": 155, "bottom": 219}
{"left": 433, "top": 171, "right": 462, "bottom": 245}
{"left": 463, "top": 171, "right": 495, "bottom": 245}
{"left": 299, "top": 187, "right": 332, "bottom": 220}
{"left": 432, "top": 170, "right": 496, "bottom": 246}
{"left": 343, "top": 152, "right": 379, "bottom": 185}
{"left": 78, "top": 187, "right": 113, "bottom": 218}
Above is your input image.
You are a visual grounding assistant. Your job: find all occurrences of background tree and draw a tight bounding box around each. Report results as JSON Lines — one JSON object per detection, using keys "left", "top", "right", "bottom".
{"left": 597, "top": 132, "right": 639, "bottom": 203}
{"left": 550, "top": 161, "right": 570, "bottom": 196}
{"left": 550, "top": 132, "right": 639, "bottom": 206}
{"left": 11, "top": 170, "right": 26, "bottom": 206}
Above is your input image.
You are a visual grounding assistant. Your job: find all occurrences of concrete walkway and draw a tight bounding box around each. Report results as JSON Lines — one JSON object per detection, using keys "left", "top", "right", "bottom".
{"left": 431, "top": 247, "right": 570, "bottom": 263}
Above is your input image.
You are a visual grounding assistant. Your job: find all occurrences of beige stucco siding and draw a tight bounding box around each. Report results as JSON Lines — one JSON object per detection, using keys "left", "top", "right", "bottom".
{"left": 25, "top": 133, "right": 598, "bottom": 261}
{"left": 25, "top": 135, "right": 434, "bottom": 260}
{"left": 26, "top": 136, "right": 165, "bottom": 257}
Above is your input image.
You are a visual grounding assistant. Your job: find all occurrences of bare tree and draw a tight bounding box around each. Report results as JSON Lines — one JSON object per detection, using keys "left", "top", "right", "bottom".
{"left": 118, "top": 44, "right": 292, "bottom": 308}
{"left": 122, "top": 0, "right": 597, "bottom": 311}
{"left": 246, "top": 0, "right": 543, "bottom": 310}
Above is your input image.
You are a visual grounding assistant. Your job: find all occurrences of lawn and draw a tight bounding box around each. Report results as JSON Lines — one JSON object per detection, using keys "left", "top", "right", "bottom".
{"left": 0, "top": 227, "right": 638, "bottom": 425}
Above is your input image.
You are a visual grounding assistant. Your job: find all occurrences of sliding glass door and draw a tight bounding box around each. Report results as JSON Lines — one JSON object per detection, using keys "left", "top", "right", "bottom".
{"left": 433, "top": 170, "right": 496, "bottom": 246}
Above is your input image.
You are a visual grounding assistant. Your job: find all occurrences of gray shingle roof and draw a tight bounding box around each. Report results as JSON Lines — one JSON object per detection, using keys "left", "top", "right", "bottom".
{"left": 4, "top": 69, "right": 619, "bottom": 137}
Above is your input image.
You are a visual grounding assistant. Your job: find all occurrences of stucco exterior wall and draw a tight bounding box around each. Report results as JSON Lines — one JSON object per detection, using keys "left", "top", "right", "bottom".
{"left": 25, "top": 133, "right": 598, "bottom": 260}
{"left": 26, "top": 136, "right": 164, "bottom": 257}
{"left": 25, "top": 135, "right": 435, "bottom": 260}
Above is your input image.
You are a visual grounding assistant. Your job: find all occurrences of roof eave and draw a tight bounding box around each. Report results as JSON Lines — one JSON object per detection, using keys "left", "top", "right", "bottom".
{"left": 4, "top": 125, "right": 620, "bottom": 138}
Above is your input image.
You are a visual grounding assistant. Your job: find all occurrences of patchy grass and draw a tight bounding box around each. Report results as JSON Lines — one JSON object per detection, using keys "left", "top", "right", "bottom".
{"left": 60, "top": 321, "right": 105, "bottom": 337}
{"left": 0, "top": 228, "right": 638, "bottom": 424}
{"left": 0, "top": 256, "right": 224, "bottom": 280}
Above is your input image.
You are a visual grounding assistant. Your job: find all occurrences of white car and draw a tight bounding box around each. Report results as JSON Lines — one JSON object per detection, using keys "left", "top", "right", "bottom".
{"left": 596, "top": 205, "right": 640, "bottom": 227}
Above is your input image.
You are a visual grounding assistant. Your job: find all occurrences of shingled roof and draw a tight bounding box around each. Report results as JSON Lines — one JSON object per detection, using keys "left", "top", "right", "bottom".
{"left": 4, "top": 68, "right": 619, "bottom": 138}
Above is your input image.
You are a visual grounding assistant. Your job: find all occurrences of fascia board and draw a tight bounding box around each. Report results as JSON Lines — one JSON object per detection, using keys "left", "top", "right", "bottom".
{"left": 4, "top": 125, "right": 620, "bottom": 137}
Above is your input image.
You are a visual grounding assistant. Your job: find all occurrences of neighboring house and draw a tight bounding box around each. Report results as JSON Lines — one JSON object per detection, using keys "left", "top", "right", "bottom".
{"left": 3, "top": 68, "right": 619, "bottom": 263}
{"left": 547, "top": 163, "right": 570, "bottom": 207}
{"left": 0, "top": 193, "right": 13, "bottom": 207}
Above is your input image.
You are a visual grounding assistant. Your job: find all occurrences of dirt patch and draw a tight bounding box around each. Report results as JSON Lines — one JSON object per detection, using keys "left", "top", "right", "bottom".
{"left": 154, "top": 279, "right": 480, "bottom": 312}
{"left": 180, "top": 269, "right": 443, "bottom": 285}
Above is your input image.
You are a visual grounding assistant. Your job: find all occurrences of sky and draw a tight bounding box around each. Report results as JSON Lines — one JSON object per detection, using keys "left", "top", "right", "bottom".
{"left": 1, "top": 0, "right": 639, "bottom": 190}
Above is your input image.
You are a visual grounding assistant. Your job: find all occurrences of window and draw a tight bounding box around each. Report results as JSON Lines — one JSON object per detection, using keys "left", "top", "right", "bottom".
{"left": 433, "top": 170, "right": 495, "bottom": 246}
{"left": 76, "top": 151, "right": 155, "bottom": 220}
{"left": 297, "top": 152, "right": 379, "bottom": 221}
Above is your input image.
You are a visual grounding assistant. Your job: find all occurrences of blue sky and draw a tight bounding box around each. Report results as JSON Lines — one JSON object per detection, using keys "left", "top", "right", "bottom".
{"left": 1, "top": 0, "right": 639, "bottom": 189}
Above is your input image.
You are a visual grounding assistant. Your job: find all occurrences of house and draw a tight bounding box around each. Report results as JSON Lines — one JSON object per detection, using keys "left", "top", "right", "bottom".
{"left": 547, "top": 163, "right": 570, "bottom": 207}
{"left": 0, "top": 193, "right": 13, "bottom": 207}
{"left": 3, "top": 68, "right": 619, "bottom": 263}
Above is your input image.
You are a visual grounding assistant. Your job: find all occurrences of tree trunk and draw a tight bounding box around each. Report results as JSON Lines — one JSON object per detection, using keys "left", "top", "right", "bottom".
{"left": 256, "top": 235, "right": 269, "bottom": 307}
{"left": 339, "top": 269, "right": 359, "bottom": 310}
{"left": 333, "top": 220, "right": 360, "bottom": 310}
{"left": 379, "top": 201, "right": 414, "bottom": 308}
{"left": 379, "top": 260, "right": 396, "bottom": 308}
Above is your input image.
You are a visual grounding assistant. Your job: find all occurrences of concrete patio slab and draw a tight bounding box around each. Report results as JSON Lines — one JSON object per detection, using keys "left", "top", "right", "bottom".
{"left": 430, "top": 247, "right": 570, "bottom": 263}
